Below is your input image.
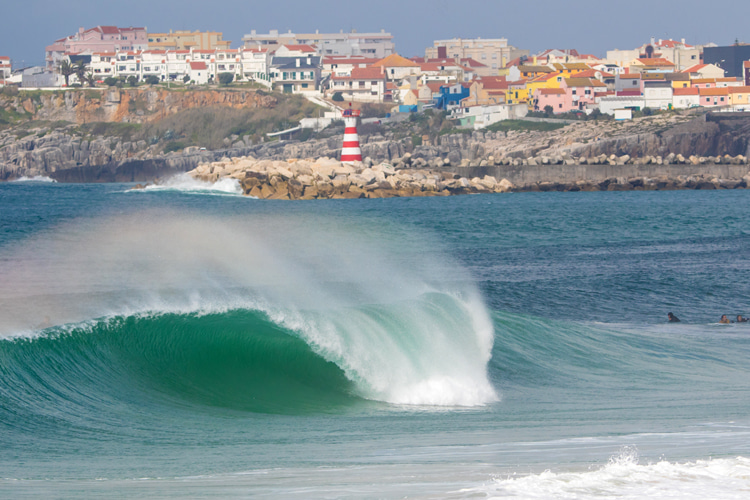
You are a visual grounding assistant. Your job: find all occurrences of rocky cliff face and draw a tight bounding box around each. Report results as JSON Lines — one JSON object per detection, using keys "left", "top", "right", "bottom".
{"left": 3, "top": 91, "right": 750, "bottom": 184}
{"left": 1, "top": 88, "right": 277, "bottom": 125}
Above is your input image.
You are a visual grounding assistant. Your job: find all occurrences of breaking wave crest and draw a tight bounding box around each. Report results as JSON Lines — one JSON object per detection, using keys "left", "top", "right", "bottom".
{"left": 0, "top": 211, "right": 497, "bottom": 417}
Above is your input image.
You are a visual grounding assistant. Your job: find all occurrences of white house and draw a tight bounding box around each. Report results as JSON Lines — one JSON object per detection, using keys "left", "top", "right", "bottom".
{"left": 188, "top": 61, "right": 209, "bottom": 84}
{"left": 672, "top": 87, "right": 700, "bottom": 109}
{"left": 450, "top": 103, "right": 528, "bottom": 129}
{"left": 599, "top": 95, "right": 646, "bottom": 115}
{"left": 240, "top": 48, "right": 272, "bottom": 86}
{"left": 643, "top": 81, "right": 673, "bottom": 109}
{"left": 329, "top": 66, "right": 387, "bottom": 102}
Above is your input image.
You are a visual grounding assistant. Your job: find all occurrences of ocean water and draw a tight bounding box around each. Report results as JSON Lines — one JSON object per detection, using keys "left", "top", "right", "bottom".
{"left": 1, "top": 179, "right": 750, "bottom": 499}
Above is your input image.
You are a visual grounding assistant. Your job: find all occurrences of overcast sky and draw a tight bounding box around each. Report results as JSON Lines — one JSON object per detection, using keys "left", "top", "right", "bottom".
{"left": 3, "top": 0, "right": 748, "bottom": 67}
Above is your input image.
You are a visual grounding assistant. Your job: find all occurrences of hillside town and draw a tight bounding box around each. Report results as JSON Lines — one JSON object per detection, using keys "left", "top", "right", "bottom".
{"left": 2, "top": 26, "right": 750, "bottom": 129}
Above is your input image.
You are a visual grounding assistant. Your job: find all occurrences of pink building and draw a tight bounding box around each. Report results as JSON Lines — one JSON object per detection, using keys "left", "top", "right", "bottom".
{"left": 535, "top": 77, "right": 605, "bottom": 114}
{"left": 534, "top": 88, "right": 567, "bottom": 112}
{"left": 46, "top": 26, "right": 148, "bottom": 69}
{"left": 562, "top": 77, "right": 605, "bottom": 111}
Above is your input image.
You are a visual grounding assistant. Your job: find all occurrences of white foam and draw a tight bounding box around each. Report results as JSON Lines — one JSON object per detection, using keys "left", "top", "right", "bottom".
{"left": 12, "top": 176, "right": 56, "bottom": 183}
{"left": 463, "top": 449, "right": 750, "bottom": 500}
{"left": 136, "top": 173, "right": 243, "bottom": 195}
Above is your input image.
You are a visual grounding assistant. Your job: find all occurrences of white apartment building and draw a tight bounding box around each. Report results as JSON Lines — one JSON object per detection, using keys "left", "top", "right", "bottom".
{"left": 242, "top": 29, "right": 394, "bottom": 58}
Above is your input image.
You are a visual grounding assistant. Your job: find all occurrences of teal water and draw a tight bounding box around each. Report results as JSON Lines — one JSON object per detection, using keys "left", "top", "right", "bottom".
{"left": 2, "top": 180, "right": 750, "bottom": 498}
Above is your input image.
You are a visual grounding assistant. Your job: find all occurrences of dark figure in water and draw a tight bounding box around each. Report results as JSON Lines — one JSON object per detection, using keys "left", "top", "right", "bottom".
{"left": 668, "top": 312, "right": 680, "bottom": 323}
{"left": 720, "top": 315, "right": 731, "bottom": 324}
{"left": 737, "top": 315, "right": 748, "bottom": 323}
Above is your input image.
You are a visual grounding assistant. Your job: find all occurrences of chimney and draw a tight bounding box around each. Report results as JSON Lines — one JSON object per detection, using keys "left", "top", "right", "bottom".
{"left": 681, "top": 38, "right": 686, "bottom": 45}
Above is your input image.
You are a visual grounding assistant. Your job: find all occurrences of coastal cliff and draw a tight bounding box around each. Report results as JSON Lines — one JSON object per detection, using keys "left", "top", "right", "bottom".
{"left": 3, "top": 88, "right": 750, "bottom": 188}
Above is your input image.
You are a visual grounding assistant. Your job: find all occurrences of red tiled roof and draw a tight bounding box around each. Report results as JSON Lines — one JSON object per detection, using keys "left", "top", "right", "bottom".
{"left": 728, "top": 86, "right": 750, "bottom": 93}
{"left": 97, "top": 26, "right": 121, "bottom": 35}
{"left": 420, "top": 63, "right": 443, "bottom": 72}
{"left": 0, "top": 56, "right": 10, "bottom": 60}
{"left": 538, "top": 88, "right": 566, "bottom": 95}
{"left": 189, "top": 61, "right": 207, "bottom": 70}
{"left": 461, "top": 57, "right": 486, "bottom": 68}
{"left": 332, "top": 67, "right": 385, "bottom": 80}
{"left": 617, "top": 90, "right": 642, "bottom": 96}
{"left": 635, "top": 58, "right": 674, "bottom": 66}
{"left": 674, "top": 87, "right": 700, "bottom": 95}
{"left": 684, "top": 64, "right": 707, "bottom": 73}
{"left": 425, "top": 82, "right": 443, "bottom": 93}
{"left": 699, "top": 87, "right": 729, "bottom": 96}
{"left": 282, "top": 44, "right": 316, "bottom": 53}
{"left": 656, "top": 39, "right": 692, "bottom": 49}
{"left": 372, "top": 53, "right": 420, "bottom": 68}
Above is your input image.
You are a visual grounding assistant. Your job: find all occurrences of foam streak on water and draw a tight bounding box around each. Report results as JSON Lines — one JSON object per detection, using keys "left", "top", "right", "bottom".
{"left": 465, "top": 451, "right": 750, "bottom": 500}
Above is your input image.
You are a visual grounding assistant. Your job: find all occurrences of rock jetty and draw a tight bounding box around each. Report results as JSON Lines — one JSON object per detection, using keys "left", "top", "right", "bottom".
{"left": 187, "top": 153, "right": 750, "bottom": 199}
{"left": 188, "top": 156, "right": 515, "bottom": 199}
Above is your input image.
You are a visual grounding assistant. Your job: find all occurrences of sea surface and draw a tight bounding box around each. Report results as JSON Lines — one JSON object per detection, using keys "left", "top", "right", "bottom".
{"left": 2, "top": 176, "right": 750, "bottom": 499}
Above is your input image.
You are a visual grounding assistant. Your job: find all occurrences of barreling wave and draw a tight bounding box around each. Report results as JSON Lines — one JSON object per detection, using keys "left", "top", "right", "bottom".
{"left": 0, "top": 310, "right": 357, "bottom": 416}
{"left": 0, "top": 211, "right": 497, "bottom": 420}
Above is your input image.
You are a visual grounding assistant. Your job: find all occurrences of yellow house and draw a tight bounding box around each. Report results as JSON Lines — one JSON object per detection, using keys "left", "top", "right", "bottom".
{"left": 505, "top": 80, "right": 529, "bottom": 105}
{"left": 525, "top": 71, "right": 565, "bottom": 105}
{"left": 729, "top": 86, "right": 750, "bottom": 106}
{"left": 667, "top": 72, "right": 690, "bottom": 89}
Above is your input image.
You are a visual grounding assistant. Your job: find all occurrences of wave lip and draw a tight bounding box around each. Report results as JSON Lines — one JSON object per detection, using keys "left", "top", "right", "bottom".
{"left": 282, "top": 291, "right": 498, "bottom": 407}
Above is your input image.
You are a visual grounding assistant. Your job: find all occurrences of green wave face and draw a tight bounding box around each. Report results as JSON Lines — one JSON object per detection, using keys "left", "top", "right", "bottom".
{"left": 0, "top": 310, "right": 358, "bottom": 417}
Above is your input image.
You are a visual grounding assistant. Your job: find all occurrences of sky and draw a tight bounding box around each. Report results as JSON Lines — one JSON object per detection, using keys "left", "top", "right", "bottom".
{"left": 3, "top": 0, "right": 748, "bottom": 68}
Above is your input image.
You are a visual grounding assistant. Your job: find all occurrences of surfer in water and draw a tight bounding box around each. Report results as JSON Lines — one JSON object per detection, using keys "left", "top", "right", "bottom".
{"left": 720, "top": 315, "right": 731, "bottom": 324}
{"left": 667, "top": 312, "right": 680, "bottom": 323}
{"left": 737, "top": 315, "right": 748, "bottom": 323}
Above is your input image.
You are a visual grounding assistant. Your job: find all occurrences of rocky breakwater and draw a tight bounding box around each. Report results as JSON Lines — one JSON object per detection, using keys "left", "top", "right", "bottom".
{"left": 445, "top": 151, "right": 750, "bottom": 192}
{"left": 188, "top": 156, "right": 514, "bottom": 200}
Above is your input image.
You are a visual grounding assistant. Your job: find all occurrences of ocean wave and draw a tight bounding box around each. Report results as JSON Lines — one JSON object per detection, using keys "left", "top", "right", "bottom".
{"left": 0, "top": 212, "right": 497, "bottom": 413}
{"left": 11, "top": 176, "right": 56, "bottom": 183}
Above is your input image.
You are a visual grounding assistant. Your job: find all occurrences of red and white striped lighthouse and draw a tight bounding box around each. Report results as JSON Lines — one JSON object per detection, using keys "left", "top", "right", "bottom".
{"left": 340, "top": 106, "right": 362, "bottom": 163}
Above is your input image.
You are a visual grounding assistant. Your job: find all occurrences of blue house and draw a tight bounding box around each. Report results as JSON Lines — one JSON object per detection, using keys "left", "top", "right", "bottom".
{"left": 434, "top": 83, "right": 470, "bottom": 110}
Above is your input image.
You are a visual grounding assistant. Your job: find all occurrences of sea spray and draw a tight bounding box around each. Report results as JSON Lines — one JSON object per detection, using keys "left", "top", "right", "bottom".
{"left": 0, "top": 211, "right": 497, "bottom": 406}
{"left": 137, "top": 173, "right": 243, "bottom": 195}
